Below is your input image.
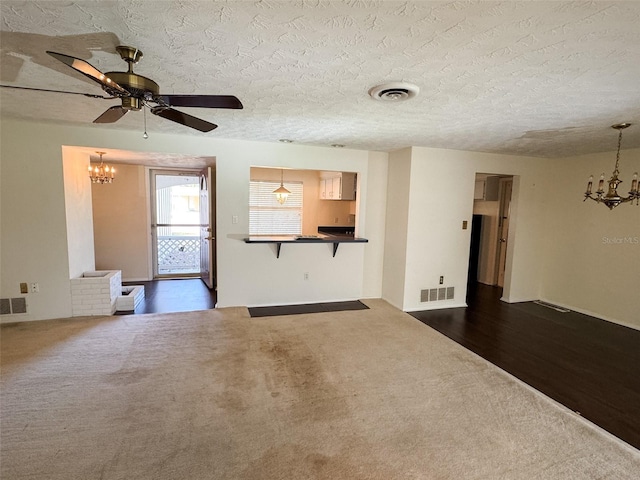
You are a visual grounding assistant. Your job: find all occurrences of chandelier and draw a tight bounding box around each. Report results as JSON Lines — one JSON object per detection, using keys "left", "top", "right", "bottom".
{"left": 89, "top": 151, "right": 115, "bottom": 184}
{"left": 584, "top": 123, "right": 639, "bottom": 209}
{"left": 273, "top": 169, "right": 291, "bottom": 204}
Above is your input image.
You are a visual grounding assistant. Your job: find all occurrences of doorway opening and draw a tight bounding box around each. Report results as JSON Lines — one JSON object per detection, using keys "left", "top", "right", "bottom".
{"left": 150, "top": 170, "right": 203, "bottom": 278}
{"left": 468, "top": 174, "right": 514, "bottom": 296}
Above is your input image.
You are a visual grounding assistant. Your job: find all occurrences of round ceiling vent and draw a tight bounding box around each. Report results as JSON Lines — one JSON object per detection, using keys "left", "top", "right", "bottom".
{"left": 368, "top": 82, "right": 419, "bottom": 102}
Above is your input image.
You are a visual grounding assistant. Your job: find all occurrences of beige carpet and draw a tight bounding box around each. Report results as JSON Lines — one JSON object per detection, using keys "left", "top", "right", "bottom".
{"left": 1, "top": 299, "right": 638, "bottom": 479}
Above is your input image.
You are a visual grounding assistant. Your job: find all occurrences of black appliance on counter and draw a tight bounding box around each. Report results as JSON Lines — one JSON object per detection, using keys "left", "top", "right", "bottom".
{"left": 317, "top": 226, "right": 355, "bottom": 237}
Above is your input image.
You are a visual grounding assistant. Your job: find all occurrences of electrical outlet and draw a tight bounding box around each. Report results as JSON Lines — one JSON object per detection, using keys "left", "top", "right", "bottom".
{"left": 232, "top": 215, "right": 238, "bottom": 224}
{"left": 462, "top": 220, "right": 468, "bottom": 230}
{"left": 334, "top": 217, "right": 339, "bottom": 224}
{"left": 20, "top": 282, "right": 28, "bottom": 294}
{"left": 31, "top": 282, "right": 39, "bottom": 293}
{"left": 304, "top": 272, "right": 309, "bottom": 280}
{"left": 439, "top": 276, "right": 444, "bottom": 285}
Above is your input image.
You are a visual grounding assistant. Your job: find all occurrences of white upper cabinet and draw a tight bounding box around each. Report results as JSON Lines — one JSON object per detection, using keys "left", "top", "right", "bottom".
{"left": 319, "top": 172, "right": 356, "bottom": 200}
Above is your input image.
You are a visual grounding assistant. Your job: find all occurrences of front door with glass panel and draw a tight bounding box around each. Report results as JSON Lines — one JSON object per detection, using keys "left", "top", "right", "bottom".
{"left": 151, "top": 170, "right": 202, "bottom": 278}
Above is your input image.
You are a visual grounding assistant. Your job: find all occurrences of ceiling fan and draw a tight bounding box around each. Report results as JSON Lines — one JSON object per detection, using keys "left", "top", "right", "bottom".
{"left": 2, "top": 45, "right": 242, "bottom": 132}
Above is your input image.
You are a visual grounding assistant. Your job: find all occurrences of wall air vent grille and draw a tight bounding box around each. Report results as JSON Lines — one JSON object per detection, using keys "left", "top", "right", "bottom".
{"left": 11, "top": 297, "right": 27, "bottom": 314}
{"left": 420, "top": 286, "right": 455, "bottom": 303}
{"left": 1, "top": 297, "right": 27, "bottom": 314}
{"left": 0, "top": 298, "right": 10, "bottom": 315}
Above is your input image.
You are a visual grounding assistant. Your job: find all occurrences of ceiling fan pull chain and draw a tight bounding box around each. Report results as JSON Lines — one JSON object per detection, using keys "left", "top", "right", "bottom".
{"left": 143, "top": 105, "right": 149, "bottom": 139}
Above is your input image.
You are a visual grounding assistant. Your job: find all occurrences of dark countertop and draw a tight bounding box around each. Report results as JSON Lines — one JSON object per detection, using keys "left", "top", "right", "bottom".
{"left": 243, "top": 234, "right": 368, "bottom": 258}
{"left": 317, "top": 226, "right": 355, "bottom": 236}
{"left": 244, "top": 234, "right": 366, "bottom": 243}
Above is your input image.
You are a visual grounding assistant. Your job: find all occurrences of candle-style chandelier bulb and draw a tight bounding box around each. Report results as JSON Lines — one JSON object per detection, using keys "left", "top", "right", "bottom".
{"left": 89, "top": 151, "right": 115, "bottom": 184}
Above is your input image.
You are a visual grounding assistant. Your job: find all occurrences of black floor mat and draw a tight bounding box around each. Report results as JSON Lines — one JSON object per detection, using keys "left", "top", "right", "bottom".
{"left": 249, "top": 300, "right": 369, "bottom": 318}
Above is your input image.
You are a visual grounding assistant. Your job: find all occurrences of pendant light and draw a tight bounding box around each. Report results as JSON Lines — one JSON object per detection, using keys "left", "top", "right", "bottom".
{"left": 273, "top": 169, "right": 291, "bottom": 205}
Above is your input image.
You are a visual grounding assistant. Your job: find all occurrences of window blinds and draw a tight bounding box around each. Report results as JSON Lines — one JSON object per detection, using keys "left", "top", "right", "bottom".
{"left": 249, "top": 180, "right": 303, "bottom": 235}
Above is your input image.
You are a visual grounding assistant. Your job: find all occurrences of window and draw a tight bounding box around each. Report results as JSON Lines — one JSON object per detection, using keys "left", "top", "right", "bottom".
{"left": 250, "top": 180, "right": 303, "bottom": 235}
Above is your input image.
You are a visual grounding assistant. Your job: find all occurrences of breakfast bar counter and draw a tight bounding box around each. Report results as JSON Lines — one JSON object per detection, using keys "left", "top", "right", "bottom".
{"left": 244, "top": 235, "right": 368, "bottom": 258}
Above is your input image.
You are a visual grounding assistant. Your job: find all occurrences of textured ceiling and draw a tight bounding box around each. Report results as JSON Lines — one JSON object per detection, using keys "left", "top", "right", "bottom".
{"left": 1, "top": 0, "right": 640, "bottom": 158}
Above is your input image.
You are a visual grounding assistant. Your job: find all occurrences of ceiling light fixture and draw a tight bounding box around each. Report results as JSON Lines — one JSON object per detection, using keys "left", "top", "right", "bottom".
{"left": 89, "top": 151, "right": 115, "bottom": 184}
{"left": 368, "top": 82, "right": 419, "bottom": 102}
{"left": 279, "top": 139, "right": 293, "bottom": 143}
{"left": 584, "top": 123, "right": 639, "bottom": 209}
{"left": 331, "top": 144, "right": 345, "bottom": 148}
{"left": 273, "top": 169, "right": 291, "bottom": 205}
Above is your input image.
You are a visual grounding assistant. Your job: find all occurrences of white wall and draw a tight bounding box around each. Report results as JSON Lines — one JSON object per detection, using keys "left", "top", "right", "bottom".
{"left": 215, "top": 142, "right": 371, "bottom": 307}
{"left": 381, "top": 148, "right": 412, "bottom": 309}
{"left": 361, "top": 151, "right": 388, "bottom": 299}
{"left": 3, "top": 116, "right": 636, "bottom": 327}
{"left": 393, "top": 147, "right": 551, "bottom": 312}
{"left": 1, "top": 123, "right": 73, "bottom": 321}
{"left": 0, "top": 118, "right": 379, "bottom": 320}
{"left": 541, "top": 149, "right": 640, "bottom": 329}
{"left": 62, "top": 147, "right": 96, "bottom": 279}
{"left": 92, "top": 163, "right": 150, "bottom": 281}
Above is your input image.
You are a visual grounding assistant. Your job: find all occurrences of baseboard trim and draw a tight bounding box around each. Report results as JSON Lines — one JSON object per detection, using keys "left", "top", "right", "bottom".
{"left": 538, "top": 298, "right": 640, "bottom": 332}
{"left": 403, "top": 302, "right": 467, "bottom": 313}
{"left": 500, "top": 295, "right": 539, "bottom": 304}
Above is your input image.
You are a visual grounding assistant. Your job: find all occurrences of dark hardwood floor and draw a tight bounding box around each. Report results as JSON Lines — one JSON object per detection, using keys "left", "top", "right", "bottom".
{"left": 121, "top": 278, "right": 216, "bottom": 315}
{"left": 410, "top": 283, "right": 640, "bottom": 450}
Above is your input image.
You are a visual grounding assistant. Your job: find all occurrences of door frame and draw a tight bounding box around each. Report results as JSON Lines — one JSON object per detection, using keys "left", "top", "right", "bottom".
{"left": 199, "top": 167, "right": 216, "bottom": 289}
{"left": 469, "top": 173, "right": 518, "bottom": 301}
{"left": 495, "top": 177, "right": 513, "bottom": 287}
{"left": 149, "top": 168, "right": 204, "bottom": 279}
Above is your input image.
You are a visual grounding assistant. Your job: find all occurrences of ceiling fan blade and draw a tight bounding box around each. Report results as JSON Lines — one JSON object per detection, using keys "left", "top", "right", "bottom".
{"left": 94, "top": 106, "right": 128, "bottom": 123}
{"left": 0, "top": 84, "right": 112, "bottom": 99}
{"left": 151, "top": 106, "right": 218, "bottom": 132}
{"left": 46, "top": 51, "right": 128, "bottom": 96}
{"left": 154, "top": 94, "right": 243, "bottom": 109}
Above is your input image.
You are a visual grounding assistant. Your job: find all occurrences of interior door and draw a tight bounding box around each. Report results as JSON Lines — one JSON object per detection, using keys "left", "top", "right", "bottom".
{"left": 199, "top": 167, "right": 215, "bottom": 289}
{"left": 496, "top": 178, "right": 513, "bottom": 287}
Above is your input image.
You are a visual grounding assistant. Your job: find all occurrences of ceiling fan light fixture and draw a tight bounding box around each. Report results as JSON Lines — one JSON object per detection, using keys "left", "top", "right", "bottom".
{"left": 368, "top": 82, "right": 419, "bottom": 102}
{"left": 42, "top": 47, "right": 241, "bottom": 133}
